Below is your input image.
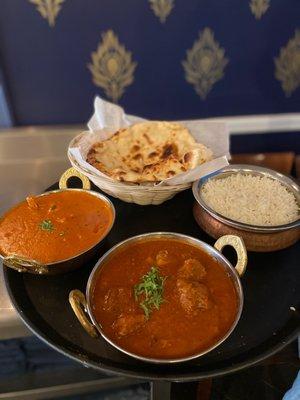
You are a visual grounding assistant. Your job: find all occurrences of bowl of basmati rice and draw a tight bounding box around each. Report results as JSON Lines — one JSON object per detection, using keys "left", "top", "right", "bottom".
{"left": 192, "top": 165, "right": 300, "bottom": 252}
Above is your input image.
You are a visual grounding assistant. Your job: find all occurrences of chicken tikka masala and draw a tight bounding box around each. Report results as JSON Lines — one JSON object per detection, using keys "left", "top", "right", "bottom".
{"left": 0, "top": 191, "right": 113, "bottom": 264}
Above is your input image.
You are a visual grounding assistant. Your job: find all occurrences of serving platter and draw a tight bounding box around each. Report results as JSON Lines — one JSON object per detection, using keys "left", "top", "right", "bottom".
{"left": 3, "top": 181, "right": 300, "bottom": 382}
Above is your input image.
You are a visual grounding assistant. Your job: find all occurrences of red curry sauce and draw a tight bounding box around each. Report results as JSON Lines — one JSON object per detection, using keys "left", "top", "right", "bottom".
{"left": 92, "top": 239, "right": 239, "bottom": 360}
{"left": 0, "top": 191, "right": 113, "bottom": 264}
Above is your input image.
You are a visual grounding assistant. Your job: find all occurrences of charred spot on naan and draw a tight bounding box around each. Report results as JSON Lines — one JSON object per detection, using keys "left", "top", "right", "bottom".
{"left": 131, "top": 145, "right": 140, "bottom": 152}
{"left": 132, "top": 153, "right": 143, "bottom": 161}
{"left": 148, "top": 151, "right": 158, "bottom": 159}
{"left": 167, "top": 170, "right": 176, "bottom": 177}
{"left": 162, "top": 143, "right": 178, "bottom": 158}
{"left": 183, "top": 152, "right": 192, "bottom": 163}
{"left": 112, "top": 128, "right": 126, "bottom": 139}
{"left": 143, "top": 133, "right": 153, "bottom": 144}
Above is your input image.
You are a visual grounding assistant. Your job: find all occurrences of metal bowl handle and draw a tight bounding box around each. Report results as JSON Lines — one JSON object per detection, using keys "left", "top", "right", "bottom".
{"left": 3, "top": 255, "right": 49, "bottom": 274}
{"left": 69, "top": 290, "right": 98, "bottom": 338}
{"left": 59, "top": 167, "right": 91, "bottom": 190}
{"left": 214, "top": 235, "right": 247, "bottom": 277}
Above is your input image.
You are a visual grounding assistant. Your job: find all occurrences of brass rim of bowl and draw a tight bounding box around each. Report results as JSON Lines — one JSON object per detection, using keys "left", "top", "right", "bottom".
{"left": 0, "top": 188, "right": 116, "bottom": 266}
{"left": 192, "top": 164, "right": 300, "bottom": 233}
{"left": 84, "top": 232, "right": 244, "bottom": 364}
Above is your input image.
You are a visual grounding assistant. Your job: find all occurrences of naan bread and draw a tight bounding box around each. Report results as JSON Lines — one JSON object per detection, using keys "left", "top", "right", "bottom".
{"left": 87, "top": 121, "right": 213, "bottom": 183}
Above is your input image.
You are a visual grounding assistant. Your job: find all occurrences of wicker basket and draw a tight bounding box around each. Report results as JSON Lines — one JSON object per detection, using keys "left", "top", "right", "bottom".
{"left": 68, "top": 151, "right": 191, "bottom": 205}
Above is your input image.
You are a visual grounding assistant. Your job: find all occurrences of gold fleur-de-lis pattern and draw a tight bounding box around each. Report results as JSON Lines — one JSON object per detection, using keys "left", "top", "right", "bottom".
{"left": 24, "top": 1, "right": 300, "bottom": 104}
{"left": 274, "top": 30, "right": 300, "bottom": 97}
{"left": 149, "top": 0, "right": 174, "bottom": 23}
{"left": 29, "top": 0, "right": 65, "bottom": 27}
{"left": 88, "top": 30, "right": 137, "bottom": 103}
{"left": 182, "top": 28, "right": 229, "bottom": 100}
{"left": 249, "top": 0, "right": 270, "bottom": 19}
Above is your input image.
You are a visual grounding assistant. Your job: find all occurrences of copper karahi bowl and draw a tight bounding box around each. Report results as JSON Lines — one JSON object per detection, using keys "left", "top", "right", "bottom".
{"left": 192, "top": 165, "right": 300, "bottom": 252}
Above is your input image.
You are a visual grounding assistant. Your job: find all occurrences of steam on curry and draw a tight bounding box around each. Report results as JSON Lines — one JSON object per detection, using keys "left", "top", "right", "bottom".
{"left": 92, "top": 238, "right": 238, "bottom": 360}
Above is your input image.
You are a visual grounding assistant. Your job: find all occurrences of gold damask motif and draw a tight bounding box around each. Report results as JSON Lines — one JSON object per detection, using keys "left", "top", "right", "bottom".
{"left": 249, "top": 0, "right": 270, "bottom": 19}
{"left": 149, "top": 0, "right": 174, "bottom": 23}
{"left": 182, "top": 28, "right": 228, "bottom": 100}
{"left": 29, "top": 0, "right": 65, "bottom": 26}
{"left": 274, "top": 30, "right": 300, "bottom": 97}
{"left": 88, "top": 30, "right": 137, "bottom": 103}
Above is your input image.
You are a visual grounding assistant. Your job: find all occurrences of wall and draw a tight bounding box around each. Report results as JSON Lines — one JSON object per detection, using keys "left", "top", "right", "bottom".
{"left": 0, "top": 0, "right": 299, "bottom": 125}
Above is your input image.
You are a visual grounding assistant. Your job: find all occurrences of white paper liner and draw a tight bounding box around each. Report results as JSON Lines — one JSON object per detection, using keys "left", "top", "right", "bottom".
{"left": 69, "top": 97, "right": 230, "bottom": 186}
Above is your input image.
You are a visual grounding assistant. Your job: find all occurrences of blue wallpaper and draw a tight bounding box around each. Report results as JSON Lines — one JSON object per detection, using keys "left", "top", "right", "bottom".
{"left": 0, "top": 0, "right": 299, "bottom": 125}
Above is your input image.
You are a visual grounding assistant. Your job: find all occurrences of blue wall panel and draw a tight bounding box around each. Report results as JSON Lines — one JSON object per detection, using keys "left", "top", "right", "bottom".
{"left": 0, "top": 0, "right": 299, "bottom": 125}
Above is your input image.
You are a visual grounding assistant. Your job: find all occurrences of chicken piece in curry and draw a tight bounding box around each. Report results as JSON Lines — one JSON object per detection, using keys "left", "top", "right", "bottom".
{"left": 92, "top": 239, "right": 238, "bottom": 360}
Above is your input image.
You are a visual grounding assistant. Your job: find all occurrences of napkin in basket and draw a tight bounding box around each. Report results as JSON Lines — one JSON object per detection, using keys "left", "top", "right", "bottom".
{"left": 69, "top": 97, "right": 230, "bottom": 186}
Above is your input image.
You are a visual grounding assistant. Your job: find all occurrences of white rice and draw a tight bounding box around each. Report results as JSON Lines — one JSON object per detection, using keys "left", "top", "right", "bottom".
{"left": 201, "top": 173, "right": 299, "bottom": 226}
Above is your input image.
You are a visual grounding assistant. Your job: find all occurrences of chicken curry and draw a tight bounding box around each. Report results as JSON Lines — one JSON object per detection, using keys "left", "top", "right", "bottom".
{"left": 0, "top": 191, "right": 113, "bottom": 264}
{"left": 92, "top": 238, "right": 239, "bottom": 360}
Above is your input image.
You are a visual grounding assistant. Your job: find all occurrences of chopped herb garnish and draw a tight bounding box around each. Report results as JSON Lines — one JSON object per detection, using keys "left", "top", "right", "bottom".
{"left": 49, "top": 204, "right": 57, "bottom": 211}
{"left": 134, "top": 266, "right": 166, "bottom": 319}
{"left": 39, "top": 219, "right": 54, "bottom": 232}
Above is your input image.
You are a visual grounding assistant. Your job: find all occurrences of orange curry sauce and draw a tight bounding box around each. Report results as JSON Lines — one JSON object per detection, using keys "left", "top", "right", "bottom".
{"left": 0, "top": 191, "right": 112, "bottom": 264}
{"left": 92, "top": 239, "right": 238, "bottom": 360}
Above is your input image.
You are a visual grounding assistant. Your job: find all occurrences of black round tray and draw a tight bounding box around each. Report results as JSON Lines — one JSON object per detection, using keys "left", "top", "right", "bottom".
{"left": 3, "top": 183, "right": 300, "bottom": 381}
